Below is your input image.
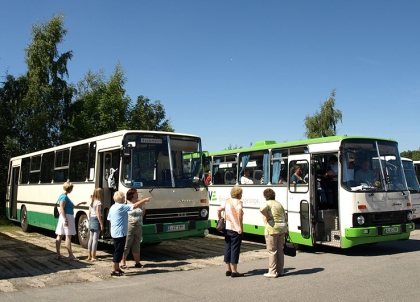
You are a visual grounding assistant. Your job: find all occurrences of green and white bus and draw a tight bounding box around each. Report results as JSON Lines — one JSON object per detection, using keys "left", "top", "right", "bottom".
{"left": 406, "top": 159, "right": 420, "bottom": 220}
{"left": 207, "top": 136, "right": 414, "bottom": 248}
{"left": 6, "top": 130, "right": 210, "bottom": 248}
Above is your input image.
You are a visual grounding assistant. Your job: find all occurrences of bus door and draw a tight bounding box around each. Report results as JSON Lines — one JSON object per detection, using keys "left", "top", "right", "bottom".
{"left": 287, "top": 154, "right": 313, "bottom": 246}
{"left": 99, "top": 149, "right": 120, "bottom": 237}
{"left": 9, "top": 166, "right": 20, "bottom": 220}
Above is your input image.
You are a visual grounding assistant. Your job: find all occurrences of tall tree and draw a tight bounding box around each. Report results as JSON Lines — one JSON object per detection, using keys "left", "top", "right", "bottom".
{"left": 127, "top": 95, "right": 174, "bottom": 132}
{"left": 62, "top": 63, "right": 131, "bottom": 142}
{"left": 22, "top": 14, "right": 74, "bottom": 152}
{"left": 304, "top": 89, "right": 342, "bottom": 139}
{"left": 0, "top": 74, "right": 28, "bottom": 217}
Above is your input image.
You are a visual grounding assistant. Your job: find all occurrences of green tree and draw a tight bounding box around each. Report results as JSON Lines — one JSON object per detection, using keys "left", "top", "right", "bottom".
{"left": 401, "top": 150, "right": 420, "bottom": 161}
{"left": 127, "top": 95, "right": 174, "bottom": 131}
{"left": 22, "top": 14, "right": 74, "bottom": 152}
{"left": 304, "top": 89, "right": 342, "bottom": 139}
{"left": 63, "top": 63, "right": 131, "bottom": 142}
{"left": 0, "top": 74, "right": 28, "bottom": 219}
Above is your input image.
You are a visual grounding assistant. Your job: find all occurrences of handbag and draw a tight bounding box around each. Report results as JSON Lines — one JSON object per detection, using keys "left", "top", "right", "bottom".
{"left": 215, "top": 217, "right": 225, "bottom": 233}
{"left": 283, "top": 234, "right": 296, "bottom": 257}
{"left": 53, "top": 203, "right": 60, "bottom": 218}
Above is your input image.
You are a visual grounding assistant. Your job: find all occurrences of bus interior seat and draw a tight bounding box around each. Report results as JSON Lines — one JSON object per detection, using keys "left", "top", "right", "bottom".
{"left": 253, "top": 169, "right": 263, "bottom": 184}
{"left": 224, "top": 171, "right": 235, "bottom": 184}
{"left": 213, "top": 171, "right": 224, "bottom": 184}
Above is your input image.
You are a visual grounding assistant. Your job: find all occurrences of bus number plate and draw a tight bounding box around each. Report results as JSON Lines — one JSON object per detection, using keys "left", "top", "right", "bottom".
{"left": 384, "top": 227, "right": 398, "bottom": 234}
{"left": 166, "top": 225, "right": 186, "bottom": 232}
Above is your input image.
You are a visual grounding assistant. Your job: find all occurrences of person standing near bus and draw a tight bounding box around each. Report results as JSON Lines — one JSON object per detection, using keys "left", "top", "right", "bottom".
{"left": 107, "top": 191, "right": 150, "bottom": 276}
{"left": 260, "top": 188, "right": 288, "bottom": 278}
{"left": 120, "top": 189, "right": 148, "bottom": 269}
{"left": 217, "top": 186, "right": 244, "bottom": 277}
{"left": 87, "top": 188, "right": 104, "bottom": 261}
{"left": 55, "top": 182, "right": 87, "bottom": 261}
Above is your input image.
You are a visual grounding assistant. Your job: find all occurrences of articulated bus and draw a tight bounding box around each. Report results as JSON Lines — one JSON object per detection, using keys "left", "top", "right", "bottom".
{"left": 206, "top": 136, "right": 414, "bottom": 248}
{"left": 6, "top": 130, "right": 210, "bottom": 248}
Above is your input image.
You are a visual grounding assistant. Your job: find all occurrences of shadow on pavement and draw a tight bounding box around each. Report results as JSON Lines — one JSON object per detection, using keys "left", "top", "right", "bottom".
{"left": 0, "top": 231, "right": 90, "bottom": 280}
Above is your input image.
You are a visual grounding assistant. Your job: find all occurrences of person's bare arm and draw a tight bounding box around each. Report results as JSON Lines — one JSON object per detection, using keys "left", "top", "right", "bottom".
{"left": 133, "top": 197, "right": 151, "bottom": 209}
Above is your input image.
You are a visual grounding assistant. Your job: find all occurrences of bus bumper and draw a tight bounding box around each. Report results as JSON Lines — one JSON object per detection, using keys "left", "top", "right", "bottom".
{"left": 142, "top": 220, "right": 211, "bottom": 243}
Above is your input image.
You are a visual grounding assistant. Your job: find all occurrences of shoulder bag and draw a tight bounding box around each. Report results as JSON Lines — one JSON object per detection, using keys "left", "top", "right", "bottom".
{"left": 283, "top": 234, "right": 297, "bottom": 257}
{"left": 53, "top": 202, "right": 60, "bottom": 218}
{"left": 216, "top": 217, "right": 225, "bottom": 233}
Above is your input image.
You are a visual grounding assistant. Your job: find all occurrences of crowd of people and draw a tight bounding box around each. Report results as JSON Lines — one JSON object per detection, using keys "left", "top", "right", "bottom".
{"left": 55, "top": 182, "right": 289, "bottom": 278}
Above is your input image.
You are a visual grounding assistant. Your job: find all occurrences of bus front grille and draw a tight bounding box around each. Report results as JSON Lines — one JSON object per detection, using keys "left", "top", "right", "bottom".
{"left": 353, "top": 211, "right": 409, "bottom": 227}
{"left": 144, "top": 207, "right": 208, "bottom": 224}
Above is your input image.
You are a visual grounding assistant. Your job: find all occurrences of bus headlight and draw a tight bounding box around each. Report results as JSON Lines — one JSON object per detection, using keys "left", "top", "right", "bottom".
{"left": 357, "top": 215, "right": 365, "bottom": 225}
{"left": 407, "top": 212, "right": 413, "bottom": 221}
{"left": 200, "top": 209, "right": 208, "bottom": 218}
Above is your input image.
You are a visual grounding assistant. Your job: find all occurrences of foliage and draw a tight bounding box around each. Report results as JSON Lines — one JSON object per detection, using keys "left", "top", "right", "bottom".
{"left": 400, "top": 150, "right": 420, "bottom": 161}
{"left": 304, "top": 89, "right": 342, "bottom": 139}
{"left": 225, "top": 144, "right": 243, "bottom": 150}
{"left": 0, "top": 14, "right": 174, "bottom": 221}
{"left": 22, "top": 14, "right": 75, "bottom": 152}
{"left": 127, "top": 95, "right": 174, "bottom": 131}
{"left": 61, "top": 63, "right": 131, "bottom": 142}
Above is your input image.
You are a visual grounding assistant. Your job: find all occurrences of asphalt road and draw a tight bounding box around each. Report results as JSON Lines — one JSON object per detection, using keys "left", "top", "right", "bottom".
{"left": 1, "top": 223, "right": 420, "bottom": 301}
{"left": 0, "top": 224, "right": 268, "bottom": 292}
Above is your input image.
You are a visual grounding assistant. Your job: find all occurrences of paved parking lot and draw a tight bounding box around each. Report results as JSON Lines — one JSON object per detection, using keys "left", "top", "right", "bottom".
{"left": 0, "top": 225, "right": 268, "bottom": 292}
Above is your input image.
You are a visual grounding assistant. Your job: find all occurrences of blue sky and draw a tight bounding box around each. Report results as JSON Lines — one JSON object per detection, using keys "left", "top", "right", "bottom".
{"left": 1, "top": 1, "right": 420, "bottom": 153}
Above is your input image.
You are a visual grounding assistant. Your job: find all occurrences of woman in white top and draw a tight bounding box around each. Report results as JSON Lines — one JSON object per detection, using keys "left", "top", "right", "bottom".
{"left": 87, "top": 188, "right": 104, "bottom": 261}
{"left": 217, "top": 186, "right": 244, "bottom": 277}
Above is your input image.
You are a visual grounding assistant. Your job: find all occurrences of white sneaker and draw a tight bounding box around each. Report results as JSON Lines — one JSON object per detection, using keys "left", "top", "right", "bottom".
{"left": 264, "top": 273, "right": 277, "bottom": 278}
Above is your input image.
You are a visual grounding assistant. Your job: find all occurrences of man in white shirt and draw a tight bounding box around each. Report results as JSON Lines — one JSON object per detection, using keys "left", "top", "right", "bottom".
{"left": 355, "top": 161, "right": 376, "bottom": 185}
{"left": 241, "top": 169, "right": 254, "bottom": 184}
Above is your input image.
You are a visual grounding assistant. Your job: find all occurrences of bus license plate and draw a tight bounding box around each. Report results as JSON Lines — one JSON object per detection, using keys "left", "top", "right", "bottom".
{"left": 384, "top": 227, "right": 398, "bottom": 234}
{"left": 166, "top": 225, "right": 186, "bottom": 232}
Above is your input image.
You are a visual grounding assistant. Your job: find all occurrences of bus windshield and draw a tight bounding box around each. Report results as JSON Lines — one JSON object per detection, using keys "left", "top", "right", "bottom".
{"left": 342, "top": 139, "right": 408, "bottom": 192}
{"left": 402, "top": 159, "right": 420, "bottom": 192}
{"left": 122, "top": 133, "right": 202, "bottom": 188}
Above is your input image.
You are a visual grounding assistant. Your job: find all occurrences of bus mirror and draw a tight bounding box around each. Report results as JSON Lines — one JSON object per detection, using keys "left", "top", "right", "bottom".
{"left": 202, "top": 154, "right": 209, "bottom": 166}
{"left": 347, "top": 152, "right": 355, "bottom": 163}
{"left": 123, "top": 155, "right": 130, "bottom": 165}
{"left": 123, "top": 146, "right": 131, "bottom": 157}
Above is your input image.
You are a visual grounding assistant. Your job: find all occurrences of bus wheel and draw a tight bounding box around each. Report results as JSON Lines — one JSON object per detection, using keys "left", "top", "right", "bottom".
{"left": 77, "top": 214, "right": 89, "bottom": 249}
{"left": 20, "top": 206, "right": 32, "bottom": 232}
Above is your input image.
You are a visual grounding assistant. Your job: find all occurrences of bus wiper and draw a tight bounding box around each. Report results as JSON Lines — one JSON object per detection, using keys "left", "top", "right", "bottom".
{"left": 149, "top": 186, "right": 159, "bottom": 193}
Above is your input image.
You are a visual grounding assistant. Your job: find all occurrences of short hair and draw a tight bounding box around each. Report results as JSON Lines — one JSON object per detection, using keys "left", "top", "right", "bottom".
{"left": 330, "top": 155, "right": 338, "bottom": 162}
{"left": 126, "top": 188, "right": 137, "bottom": 202}
{"left": 230, "top": 186, "right": 243, "bottom": 199}
{"left": 63, "top": 182, "right": 74, "bottom": 193}
{"left": 113, "top": 191, "right": 125, "bottom": 204}
{"left": 263, "top": 188, "right": 276, "bottom": 200}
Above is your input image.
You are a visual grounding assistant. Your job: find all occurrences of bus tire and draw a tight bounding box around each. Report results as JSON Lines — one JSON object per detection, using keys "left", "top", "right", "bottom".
{"left": 20, "top": 206, "right": 32, "bottom": 232}
{"left": 76, "top": 214, "right": 89, "bottom": 249}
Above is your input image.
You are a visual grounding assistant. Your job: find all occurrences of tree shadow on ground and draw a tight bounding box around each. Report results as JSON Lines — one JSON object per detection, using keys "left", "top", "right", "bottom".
{"left": 0, "top": 231, "right": 90, "bottom": 280}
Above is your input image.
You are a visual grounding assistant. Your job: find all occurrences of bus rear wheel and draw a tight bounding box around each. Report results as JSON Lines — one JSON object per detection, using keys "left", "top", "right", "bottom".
{"left": 20, "top": 206, "right": 32, "bottom": 232}
{"left": 77, "top": 214, "right": 89, "bottom": 249}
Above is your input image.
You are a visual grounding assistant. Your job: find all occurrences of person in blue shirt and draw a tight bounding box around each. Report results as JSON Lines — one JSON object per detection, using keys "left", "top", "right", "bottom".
{"left": 55, "top": 182, "right": 87, "bottom": 260}
{"left": 107, "top": 191, "right": 150, "bottom": 276}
